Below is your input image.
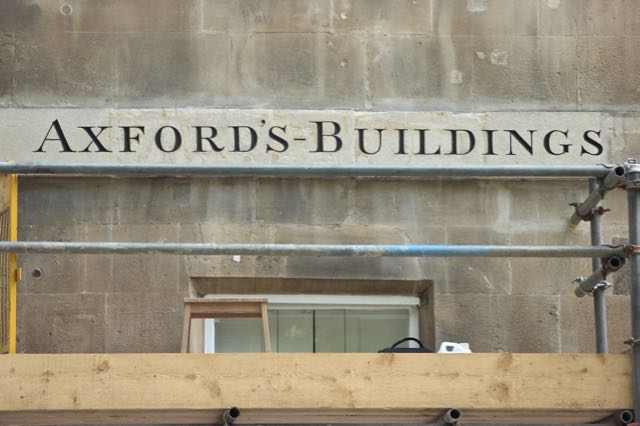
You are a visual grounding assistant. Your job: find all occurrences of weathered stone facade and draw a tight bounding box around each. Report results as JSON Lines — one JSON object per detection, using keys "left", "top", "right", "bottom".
{"left": 2, "top": 0, "right": 640, "bottom": 354}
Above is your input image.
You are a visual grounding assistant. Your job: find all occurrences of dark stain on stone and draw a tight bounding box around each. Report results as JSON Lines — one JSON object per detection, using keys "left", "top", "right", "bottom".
{"left": 0, "top": 0, "right": 41, "bottom": 31}
{"left": 117, "top": 33, "right": 202, "bottom": 102}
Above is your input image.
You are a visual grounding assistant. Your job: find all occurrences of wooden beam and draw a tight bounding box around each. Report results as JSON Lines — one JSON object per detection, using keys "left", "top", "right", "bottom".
{"left": 183, "top": 299, "right": 268, "bottom": 318}
{"left": 181, "top": 299, "right": 271, "bottom": 353}
{"left": 0, "top": 354, "right": 632, "bottom": 425}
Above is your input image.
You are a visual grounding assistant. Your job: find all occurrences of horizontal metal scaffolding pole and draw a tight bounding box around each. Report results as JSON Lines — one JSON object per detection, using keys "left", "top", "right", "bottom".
{"left": 0, "top": 162, "right": 617, "bottom": 178}
{"left": 0, "top": 242, "right": 627, "bottom": 257}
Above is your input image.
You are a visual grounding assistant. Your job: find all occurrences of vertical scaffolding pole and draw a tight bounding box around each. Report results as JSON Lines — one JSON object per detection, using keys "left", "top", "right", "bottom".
{"left": 8, "top": 174, "right": 17, "bottom": 354}
{"left": 590, "top": 178, "right": 608, "bottom": 354}
{"left": 0, "top": 174, "right": 17, "bottom": 354}
{"left": 626, "top": 165, "right": 640, "bottom": 416}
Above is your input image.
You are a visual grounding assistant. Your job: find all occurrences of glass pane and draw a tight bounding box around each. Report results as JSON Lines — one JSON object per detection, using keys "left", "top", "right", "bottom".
{"left": 345, "top": 309, "right": 410, "bottom": 352}
{"left": 212, "top": 308, "right": 411, "bottom": 353}
{"left": 277, "top": 310, "right": 313, "bottom": 352}
{"left": 315, "top": 310, "right": 346, "bottom": 352}
{"left": 214, "top": 318, "right": 263, "bottom": 353}
{"left": 268, "top": 310, "right": 277, "bottom": 352}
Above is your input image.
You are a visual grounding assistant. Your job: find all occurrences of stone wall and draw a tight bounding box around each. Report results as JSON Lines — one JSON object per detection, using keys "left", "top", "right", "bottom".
{"left": 3, "top": 0, "right": 640, "bottom": 354}
{"left": 3, "top": 0, "right": 640, "bottom": 111}
{"left": 14, "top": 176, "right": 633, "bottom": 353}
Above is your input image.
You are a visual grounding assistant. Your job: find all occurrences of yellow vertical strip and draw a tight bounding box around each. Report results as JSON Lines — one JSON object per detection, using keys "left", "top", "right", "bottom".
{"left": 8, "top": 174, "right": 17, "bottom": 354}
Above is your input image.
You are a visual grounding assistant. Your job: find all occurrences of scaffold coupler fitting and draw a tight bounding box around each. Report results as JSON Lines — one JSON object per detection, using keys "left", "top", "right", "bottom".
{"left": 568, "top": 164, "right": 626, "bottom": 227}
{"left": 439, "top": 408, "right": 462, "bottom": 425}
{"left": 574, "top": 256, "right": 624, "bottom": 297}
{"left": 614, "top": 409, "right": 635, "bottom": 426}
{"left": 573, "top": 277, "right": 612, "bottom": 298}
{"left": 625, "top": 338, "right": 640, "bottom": 348}
{"left": 593, "top": 281, "right": 613, "bottom": 292}
{"left": 626, "top": 159, "right": 640, "bottom": 190}
{"left": 626, "top": 179, "right": 640, "bottom": 190}
{"left": 569, "top": 202, "right": 610, "bottom": 222}
{"left": 223, "top": 407, "right": 240, "bottom": 426}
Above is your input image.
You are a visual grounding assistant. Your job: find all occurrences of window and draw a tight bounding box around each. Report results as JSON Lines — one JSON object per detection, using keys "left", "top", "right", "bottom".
{"left": 203, "top": 295, "right": 420, "bottom": 353}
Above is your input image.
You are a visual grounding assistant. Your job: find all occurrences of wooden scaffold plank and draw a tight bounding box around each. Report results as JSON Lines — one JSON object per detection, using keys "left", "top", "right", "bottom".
{"left": 0, "top": 353, "right": 632, "bottom": 425}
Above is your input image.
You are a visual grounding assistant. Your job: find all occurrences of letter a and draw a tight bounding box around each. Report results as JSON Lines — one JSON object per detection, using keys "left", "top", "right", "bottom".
{"left": 34, "top": 119, "right": 76, "bottom": 152}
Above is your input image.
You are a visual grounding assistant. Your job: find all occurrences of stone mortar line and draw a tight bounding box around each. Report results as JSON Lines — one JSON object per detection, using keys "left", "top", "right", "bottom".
{"left": 114, "top": 51, "right": 120, "bottom": 108}
{"left": 577, "top": 35, "right": 640, "bottom": 38}
{"left": 195, "top": 30, "right": 228, "bottom": 35}
{"left": 468, "top": 33, "right": 476, "bottom": 111}
{"left": 249, "top": 31, "right": 333, "bottom": 35}
{"left": 536, "top": 0, "right": 540, "bottom": 36}
{"left": 429, "top": 0, "right": 434, "bottom": 35}
{"left": 576, "top": 32, "right": 581, "bottom": 111}
{"left": 66, "top": 30, "right": 204, "bottom": 34}
{"left": 363, "top": 34, "right": 372, "bottom": 110}
{"left": 329, "top": 0, "right": 335, "bottom": 34}
{"left": 200, "top": 0, "right": 204, "bottom": 33}
{"left": 250, "top": 178, "right": 258, "bottom": 223}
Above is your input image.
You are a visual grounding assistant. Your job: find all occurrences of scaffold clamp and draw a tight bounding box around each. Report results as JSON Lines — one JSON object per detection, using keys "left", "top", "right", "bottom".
{"left": 625, "top": 245, "right": 640, "bottom": 255}
{"left": 569, "top": 202, "right": 610, "bottom": 221}
{"left": 624, "top": 338, "right": 640, "bottom": 347}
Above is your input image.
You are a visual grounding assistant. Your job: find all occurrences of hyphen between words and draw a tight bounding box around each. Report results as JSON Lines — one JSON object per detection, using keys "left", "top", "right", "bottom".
{"left": 35, "top": 119, "right": 604, "bottom": 156}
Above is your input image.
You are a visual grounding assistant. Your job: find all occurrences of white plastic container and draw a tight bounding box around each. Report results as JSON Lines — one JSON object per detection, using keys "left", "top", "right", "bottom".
{"left": 438, "top": 342, "right": 472, "bottom": 353}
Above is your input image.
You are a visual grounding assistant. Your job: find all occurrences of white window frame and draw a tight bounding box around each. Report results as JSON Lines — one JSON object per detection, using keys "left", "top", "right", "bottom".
{"left": 203, "top": 294, "right": 420, "bottom": 353}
